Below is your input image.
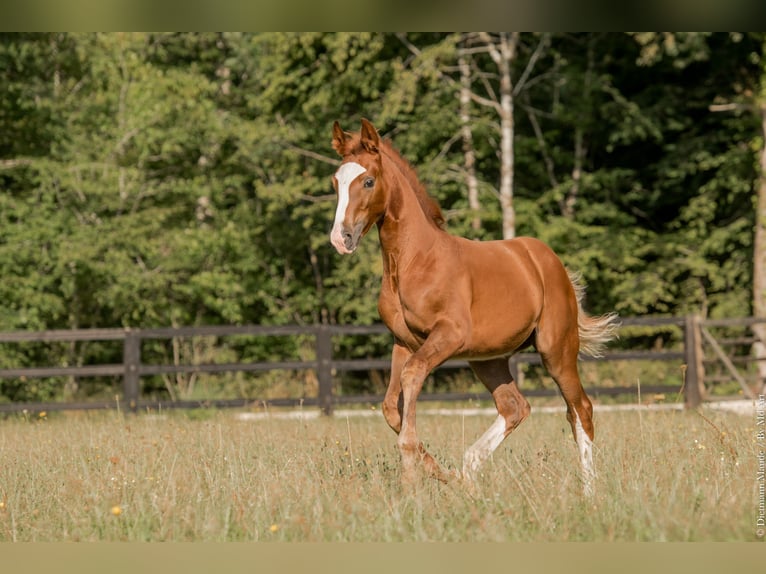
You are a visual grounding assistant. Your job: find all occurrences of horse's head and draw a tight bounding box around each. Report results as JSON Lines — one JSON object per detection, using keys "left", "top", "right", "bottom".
{"left": 329, "top": 118, "right": 386, "bottom": 255}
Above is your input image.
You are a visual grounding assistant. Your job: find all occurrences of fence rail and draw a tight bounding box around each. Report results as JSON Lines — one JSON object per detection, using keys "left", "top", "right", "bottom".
{"left": 0, "top": 316, "right": 763, "bottom": 415}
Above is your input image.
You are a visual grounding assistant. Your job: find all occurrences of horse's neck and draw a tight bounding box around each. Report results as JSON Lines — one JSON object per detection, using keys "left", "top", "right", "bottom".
{"left": 377, "top": 172, "right": 441, "bottom": 269}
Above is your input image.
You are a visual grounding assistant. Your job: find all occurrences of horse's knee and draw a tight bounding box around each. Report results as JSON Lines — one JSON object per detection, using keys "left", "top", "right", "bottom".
{"left": 396, "top": 430, "right": 420, "bottom": 459}
{"left": 400, "top": 358, "right": 429, "bottom": 389}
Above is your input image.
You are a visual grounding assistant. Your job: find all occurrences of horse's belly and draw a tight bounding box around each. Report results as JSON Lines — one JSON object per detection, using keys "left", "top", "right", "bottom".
{"left": 383, "top": 302, "right": 535, "bottom": 359}
{"left": 458, "top": 323, "right": 536, "bottom": 360}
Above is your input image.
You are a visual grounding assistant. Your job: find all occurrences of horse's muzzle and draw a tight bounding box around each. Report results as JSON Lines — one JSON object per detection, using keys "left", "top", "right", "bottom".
{"left": 330, "top": 222, "right": 364, "bottom": 254}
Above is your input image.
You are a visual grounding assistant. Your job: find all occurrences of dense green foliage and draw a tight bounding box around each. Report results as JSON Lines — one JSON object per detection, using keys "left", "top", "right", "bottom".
{"left": 1, "top": 33, "right": 763, "bottom": 402}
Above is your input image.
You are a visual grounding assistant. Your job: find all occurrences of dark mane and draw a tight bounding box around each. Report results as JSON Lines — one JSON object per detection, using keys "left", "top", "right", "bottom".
{"left": 345, "top": 133, "right": 446, "bottom": 229}
{"left": 380, "top": 139, "right": 446, "bottom": 229}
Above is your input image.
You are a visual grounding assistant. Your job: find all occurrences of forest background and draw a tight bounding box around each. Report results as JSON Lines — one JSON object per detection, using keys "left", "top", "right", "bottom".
{"left": 1, "top": 32, "right": 765, "bottom": 404}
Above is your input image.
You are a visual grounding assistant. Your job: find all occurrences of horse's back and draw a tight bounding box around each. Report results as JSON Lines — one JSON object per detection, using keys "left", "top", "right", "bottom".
{"left": 506, "top": 236, "right": 565, "bottom": 266}
{"left": 459, "top": 235, "right": 566, "bottom": 285}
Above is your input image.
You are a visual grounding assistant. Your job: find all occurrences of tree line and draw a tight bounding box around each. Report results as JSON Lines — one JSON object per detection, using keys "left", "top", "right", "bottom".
{"left": 1, "top": 32, "right": 765, "bottom": 401}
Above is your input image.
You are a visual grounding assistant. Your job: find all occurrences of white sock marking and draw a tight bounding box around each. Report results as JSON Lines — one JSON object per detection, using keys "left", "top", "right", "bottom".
{"left": 575, "top": 413, "right": 595, "bottom": 496}
{"left": 463, "top": 414, "right": 506, "bottom": 478}
{"left": 330, "top": 162, "right": 366, "bottom": 253}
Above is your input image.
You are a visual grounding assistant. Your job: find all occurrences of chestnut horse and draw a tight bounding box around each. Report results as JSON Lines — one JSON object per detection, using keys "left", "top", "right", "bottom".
{"left": 329, "top": 118, "right": 618, "bottom": 495}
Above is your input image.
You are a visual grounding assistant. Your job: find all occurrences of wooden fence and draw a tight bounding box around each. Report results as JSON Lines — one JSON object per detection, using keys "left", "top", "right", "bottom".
{"left": 0, "top": 316, "right": 763, "bottom": 415}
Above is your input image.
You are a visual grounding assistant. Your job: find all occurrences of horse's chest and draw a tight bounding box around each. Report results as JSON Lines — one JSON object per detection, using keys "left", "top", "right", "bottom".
{"left": 378, "top": 268, "right": 441, "bottom": 350}
{"left": 378, "top": 298, "right": 426, "bottom": 351}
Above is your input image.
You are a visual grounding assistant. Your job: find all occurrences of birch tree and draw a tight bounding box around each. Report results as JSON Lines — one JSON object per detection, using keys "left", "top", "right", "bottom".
{"left": 467, "top": 32, "right": 519, "bottom": 239}
{"left": 458, "top": 33, "right": 550, "bottom": 239}
{"left": 750, "top": 43, "right": 766, "bottom": 393}
{"left": 753, "top": 101, "right": 766, "bottom": 393}
{"left": 458, "top": 46, "right": 481, "bottom": 231}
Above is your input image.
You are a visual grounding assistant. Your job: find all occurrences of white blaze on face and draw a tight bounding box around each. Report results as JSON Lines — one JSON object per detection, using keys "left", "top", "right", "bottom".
{"left": 330, "top": 161, "right": 366, "bottom": 254}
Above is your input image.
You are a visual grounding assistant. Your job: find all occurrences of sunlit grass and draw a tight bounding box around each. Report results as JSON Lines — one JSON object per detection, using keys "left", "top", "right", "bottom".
{"left": 0, "top": 404, "right": 758, "bottom": 541}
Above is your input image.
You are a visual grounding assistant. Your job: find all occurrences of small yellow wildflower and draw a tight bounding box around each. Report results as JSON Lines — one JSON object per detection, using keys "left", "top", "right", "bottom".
{"left": 111, "top": 505, "right": 122, "bottom": 516}
{"left": 269, "top": 524, "right": 279, "bottom": 533}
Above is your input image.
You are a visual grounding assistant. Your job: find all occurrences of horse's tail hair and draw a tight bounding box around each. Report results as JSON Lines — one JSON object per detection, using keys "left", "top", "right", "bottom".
{"left": 567, "top": 270, "right": 620, "bottom": 358}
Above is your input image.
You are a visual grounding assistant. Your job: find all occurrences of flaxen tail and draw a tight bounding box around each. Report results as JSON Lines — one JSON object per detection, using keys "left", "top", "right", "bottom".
{"left": 568, "top": 270, "right": 620, "bottom": 358}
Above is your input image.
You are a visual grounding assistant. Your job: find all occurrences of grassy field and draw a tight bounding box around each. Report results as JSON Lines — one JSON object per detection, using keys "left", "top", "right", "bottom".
{"left": 0, "top": 402, "right": 760, "bottom": 542}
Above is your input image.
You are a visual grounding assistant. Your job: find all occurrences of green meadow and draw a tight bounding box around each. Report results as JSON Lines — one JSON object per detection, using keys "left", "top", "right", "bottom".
{"left": 0, "top": 402, "right": 758, "bottom": 542}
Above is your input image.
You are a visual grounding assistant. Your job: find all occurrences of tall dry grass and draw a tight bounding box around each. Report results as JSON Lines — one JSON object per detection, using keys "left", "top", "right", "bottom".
{"left": 0, "top": 404, "right": 758, "bottom": 541}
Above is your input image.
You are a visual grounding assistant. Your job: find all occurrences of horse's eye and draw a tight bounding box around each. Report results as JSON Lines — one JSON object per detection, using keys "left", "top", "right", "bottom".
{"left": 363, "top": 177, "right": 375, "bottom": 189}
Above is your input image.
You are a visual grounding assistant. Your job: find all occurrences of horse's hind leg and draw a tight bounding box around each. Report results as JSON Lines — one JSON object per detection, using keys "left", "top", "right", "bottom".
{"left": 463, "top": 358, "right": 530, "bottom": 481}
{"left": 537, "top": 331, "right": 596, "bottom": 496}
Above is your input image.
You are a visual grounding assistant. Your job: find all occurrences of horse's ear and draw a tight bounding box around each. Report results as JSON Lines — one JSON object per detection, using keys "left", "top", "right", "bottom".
{"left": 332, "top": 121, "right": 347, "bottom": 156}
{"left": 360, "top": 118, "right": 380, "bottom": 154}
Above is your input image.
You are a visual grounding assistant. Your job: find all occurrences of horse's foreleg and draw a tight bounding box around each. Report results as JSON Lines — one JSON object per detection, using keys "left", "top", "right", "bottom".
{"left": 397, "top": 356, "right": 452, "bottom": 484}
{"left": 397, "top": 327, "right": 464, "bottom": 485}
{"left": 381, "top": 341, "right": 409, "bottom": 434}
{"left": 385, "top": 342, "right": 454, "bottom": 482}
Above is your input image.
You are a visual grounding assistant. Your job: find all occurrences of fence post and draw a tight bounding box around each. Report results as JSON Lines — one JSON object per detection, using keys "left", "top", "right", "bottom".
{"left": 683, "top": 314, "right": 704, "bottom": 408}
{"left": 508, "top": 356, "right": 525, "bottom": 387}
{"left": 316, "top": 325, "right": 334, "bottom": 416}
{"left": 123, "top": 329, "right": 141, "bottom": 414}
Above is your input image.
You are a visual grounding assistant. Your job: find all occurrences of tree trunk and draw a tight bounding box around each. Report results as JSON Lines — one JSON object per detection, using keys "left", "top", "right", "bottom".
{"left": 498, "top": 33, "right": 518, "bottom": 240}
{"left": 458, "top": 50, "right": 481, "bottom": 232}
{"left": 752, "top": 102, "right": 766, "bottom": 394}
{"left": 563, "top": 36, "right": 594, "bottom": 219}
